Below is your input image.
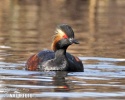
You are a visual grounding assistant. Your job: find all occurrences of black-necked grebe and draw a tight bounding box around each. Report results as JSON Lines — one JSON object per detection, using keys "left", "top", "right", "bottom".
{"left": 26, "top": 24, "right": 83, "bottom": 72}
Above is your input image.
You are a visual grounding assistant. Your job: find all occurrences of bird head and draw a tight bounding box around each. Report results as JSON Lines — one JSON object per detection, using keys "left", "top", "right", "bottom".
{"left": 52, "top": 24, "right": 79, "bottom": 51}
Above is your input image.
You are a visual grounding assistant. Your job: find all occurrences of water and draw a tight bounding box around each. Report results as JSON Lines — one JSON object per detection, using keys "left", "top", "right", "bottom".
{"left": 0, "top": 0, "right": 125, "bottom": 100}
{"left": 0, "top": 57, "right": 125, "bottom": 100}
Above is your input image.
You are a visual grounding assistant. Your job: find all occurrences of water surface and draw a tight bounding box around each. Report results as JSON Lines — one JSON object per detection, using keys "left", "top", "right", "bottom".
{"left": 0, "top": 0, "right": 125, "bottom": 100}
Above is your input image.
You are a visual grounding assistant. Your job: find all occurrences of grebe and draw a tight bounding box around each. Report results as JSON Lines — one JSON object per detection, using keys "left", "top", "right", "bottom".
{"left": 26, "top": 24, "right": 83, "bottom": 72}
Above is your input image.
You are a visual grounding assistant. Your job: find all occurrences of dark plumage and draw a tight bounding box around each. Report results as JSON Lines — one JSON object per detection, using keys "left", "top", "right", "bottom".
{"left": 26, "top": 24, "right": 83, "bottom": 72}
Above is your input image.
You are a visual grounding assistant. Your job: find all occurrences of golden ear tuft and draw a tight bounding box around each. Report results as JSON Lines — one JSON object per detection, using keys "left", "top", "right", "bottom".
{"left": 51, "top": 34, "right": 62, "bottom": 51}
{"left": 51, "top": 29, "right": 68, "bottom": 51}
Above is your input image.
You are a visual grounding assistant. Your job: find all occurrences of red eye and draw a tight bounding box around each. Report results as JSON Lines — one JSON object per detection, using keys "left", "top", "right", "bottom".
{"left": 63, "top": 34, "right": 68, "bottom": 39}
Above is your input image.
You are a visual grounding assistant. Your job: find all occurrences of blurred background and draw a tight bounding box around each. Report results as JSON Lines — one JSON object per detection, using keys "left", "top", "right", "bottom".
{"left": 1, "top": 0, "right": 125, "bottom": 100}
{"left": 0, "top": 0, "right": 125, "bottom": 61}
